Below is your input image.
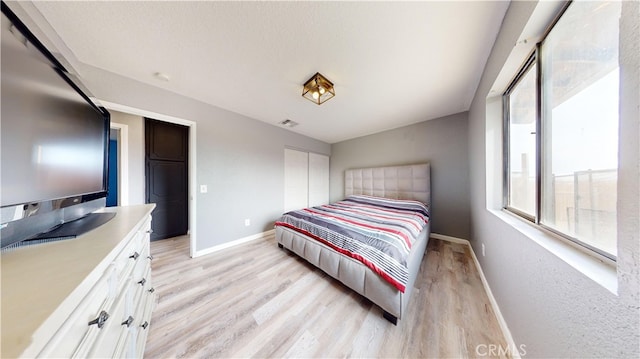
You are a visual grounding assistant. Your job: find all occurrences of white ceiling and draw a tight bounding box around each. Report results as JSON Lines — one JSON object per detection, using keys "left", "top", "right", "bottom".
{"left": 28, "top": 1, "right": 509, "bottom": 144}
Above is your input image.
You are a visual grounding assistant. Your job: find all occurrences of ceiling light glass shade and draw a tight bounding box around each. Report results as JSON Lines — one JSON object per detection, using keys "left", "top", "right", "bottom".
{"left": 302, "top": 72, "right": 335, "bottom": 105}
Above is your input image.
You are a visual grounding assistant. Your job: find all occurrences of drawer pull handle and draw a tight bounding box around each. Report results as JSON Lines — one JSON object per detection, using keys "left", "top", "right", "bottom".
{"left": 138, "top": 278, "right": 147, "bottom": 286}
{"left": 88, "top": 310, "right": 109, "bottom": 328}
{"left": 147, "top": 255, "right": 154, "bottom": 260}
{"left": 148, "top": 287, "right": 155, "bottom": 293}
{"left": 122, "top": 316, "right": 134, "bottom": 327}
{"left": 141, "top": 321, "right": 149, "bottom": 330}
{"left": 146, "top": 229, "right": 154, "bottom": 234}
{"left": 129, "top": 252, "right": 140, "bottom": 260}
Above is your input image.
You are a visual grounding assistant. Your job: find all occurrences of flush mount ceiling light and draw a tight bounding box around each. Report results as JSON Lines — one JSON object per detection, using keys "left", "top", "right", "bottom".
{"left": 302, "top": 72, "right": 335, "bottom": 105}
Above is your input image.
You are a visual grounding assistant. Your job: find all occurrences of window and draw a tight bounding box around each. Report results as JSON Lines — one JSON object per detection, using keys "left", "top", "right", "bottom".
{"left": 504, "top": 0, "right": 620, "bottom": 259}
{"left": 505, "top": 58, "right": 537, "bottom": 219}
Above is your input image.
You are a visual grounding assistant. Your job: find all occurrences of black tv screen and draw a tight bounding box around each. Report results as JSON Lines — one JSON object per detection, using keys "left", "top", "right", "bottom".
{"left": 1, "top": 3, "right": 110, "bottom": 247}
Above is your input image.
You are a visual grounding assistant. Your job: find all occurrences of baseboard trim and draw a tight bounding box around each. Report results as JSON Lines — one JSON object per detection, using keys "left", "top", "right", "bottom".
{"left": 430, "top": 232, "right": 469, "bottom": 245}
{"left": 194, "top": 229, "right": 275, "bottom": 258}
{"left": 429, "top": 232, "right": 520, "bottom": 359}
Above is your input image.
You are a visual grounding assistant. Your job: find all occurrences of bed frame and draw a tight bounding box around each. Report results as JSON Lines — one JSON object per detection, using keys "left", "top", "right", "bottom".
{"left": 276, "top": 163, "right": 431, "bottom": 324}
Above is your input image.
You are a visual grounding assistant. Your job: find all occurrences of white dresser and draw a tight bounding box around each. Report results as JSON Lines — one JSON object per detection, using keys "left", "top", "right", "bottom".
{"left": 1, "top": 204, "right": 156, "bottom": 358}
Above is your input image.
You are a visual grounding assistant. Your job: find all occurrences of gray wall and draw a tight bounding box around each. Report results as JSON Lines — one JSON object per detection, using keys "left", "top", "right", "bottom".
{"left": 468, "top": 1, "right": 639, "bottom": 357}
{"left": 110, "top": 111, "right": 146, "bottom": 206}
{"left": 330, "top": 113, "right": 470, "bottom": 239}
{"left": 80, "top": 65, "right": 330, "bottom": 253}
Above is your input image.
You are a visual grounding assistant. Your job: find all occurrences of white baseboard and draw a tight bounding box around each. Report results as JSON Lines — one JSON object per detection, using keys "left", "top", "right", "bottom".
{"left": 429, "top": 232, "right": 520, "bottom": 359}
{"left": 430, "top": 232, "right": 469, "bottom": 245}
{"left": 193, "top": 229, "right": 275, "bottom": 258}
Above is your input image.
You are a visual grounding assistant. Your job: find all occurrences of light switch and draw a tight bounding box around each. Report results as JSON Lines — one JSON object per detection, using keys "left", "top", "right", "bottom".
{"left": 200, "top": 185, "right": 208, "bottom": 193}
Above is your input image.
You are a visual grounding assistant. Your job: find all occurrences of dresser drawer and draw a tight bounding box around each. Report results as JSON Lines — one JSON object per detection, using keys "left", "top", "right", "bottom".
{"left": 84, "top": 286, "right": 129, "bottom": 358}
{"left": 132, "top": 242, "right": 150, "bottom": 283}
{"left": 37, "top": 266, "right": 114, "bottom": 358}
{"left": 135, "top": 284, "right": 157, "bottom": 358}
{"left": 113, "top": 232, "right": 146, "bottom": 289}
{"left": 131, "top": 263, "right": 152, "bottom": 307}
{"left": 129, "top": 246, "right": 151, "bottom": 298}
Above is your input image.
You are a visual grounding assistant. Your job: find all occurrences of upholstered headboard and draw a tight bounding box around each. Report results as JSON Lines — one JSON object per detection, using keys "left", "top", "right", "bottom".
{"left": 344, "top": 163, "right": 431, "bottom": 205}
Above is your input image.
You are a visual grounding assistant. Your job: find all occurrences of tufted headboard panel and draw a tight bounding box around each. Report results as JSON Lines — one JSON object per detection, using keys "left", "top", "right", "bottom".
{"left": 344, "top": 163, "right": 431, "bottom": 206}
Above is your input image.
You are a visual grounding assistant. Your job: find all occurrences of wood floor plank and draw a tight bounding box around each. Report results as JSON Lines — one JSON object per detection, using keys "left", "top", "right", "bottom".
{"left": 144, "top": 234, "right": 510, "bottom": 358}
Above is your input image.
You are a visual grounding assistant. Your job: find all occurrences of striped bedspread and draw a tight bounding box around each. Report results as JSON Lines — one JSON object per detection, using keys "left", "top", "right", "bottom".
{"left": 275, "top": 195, "right": 429, "bottom": 293}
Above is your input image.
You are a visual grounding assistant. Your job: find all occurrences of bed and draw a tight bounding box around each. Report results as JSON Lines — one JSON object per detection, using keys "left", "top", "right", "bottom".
{"left": 275, "top": 163, "right": 431, "bottom": 324}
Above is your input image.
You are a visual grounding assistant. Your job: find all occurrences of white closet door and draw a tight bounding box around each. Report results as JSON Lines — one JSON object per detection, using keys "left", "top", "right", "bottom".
{"left": 284, "top": 149, "right": 309, "bottom": 212}
{"left": 308, "top": 153, "right": 329, "bottom": 207}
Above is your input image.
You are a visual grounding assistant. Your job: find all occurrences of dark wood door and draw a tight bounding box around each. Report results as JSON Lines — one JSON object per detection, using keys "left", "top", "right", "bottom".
{"left": 145, "top": 118, "right": 188, "bottom": 241}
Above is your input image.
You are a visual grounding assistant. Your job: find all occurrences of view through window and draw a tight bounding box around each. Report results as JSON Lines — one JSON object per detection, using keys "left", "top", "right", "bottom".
{"left": 507, "top": 62, "right": 537, "bottom": 217}
{"left": 505, "top": 0, "right": 620, "bottom": 258}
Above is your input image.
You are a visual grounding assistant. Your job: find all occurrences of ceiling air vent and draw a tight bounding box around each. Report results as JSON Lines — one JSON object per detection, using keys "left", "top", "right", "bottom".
{"left": 279, "top": 119, "right": 298, "bottom": 128}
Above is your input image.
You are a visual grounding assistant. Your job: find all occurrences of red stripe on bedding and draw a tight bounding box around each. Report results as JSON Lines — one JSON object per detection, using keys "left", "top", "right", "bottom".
{"left": 302, "top": 207, "right": 413, "bottom": 249}
{"left": 323, "top": 204, "right": 424, "bottom": 232}
{"left": 275, "top": 221, "right": 406, "bottom": 292}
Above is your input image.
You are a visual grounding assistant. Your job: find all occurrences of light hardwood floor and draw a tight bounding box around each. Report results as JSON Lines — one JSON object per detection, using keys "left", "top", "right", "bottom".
{"left": 144, "top": 233, "right": 509, "bottom": 358}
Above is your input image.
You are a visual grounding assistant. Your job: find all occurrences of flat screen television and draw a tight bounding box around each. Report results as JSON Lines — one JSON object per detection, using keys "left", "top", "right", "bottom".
{"left": 1, "top": 2, "right": 113, "bottom": 249}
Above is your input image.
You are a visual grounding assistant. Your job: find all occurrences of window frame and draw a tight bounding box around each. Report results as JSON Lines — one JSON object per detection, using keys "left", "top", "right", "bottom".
{"left": 502, "top": 1, "right": 618, "bottom": 262}
{"left": 503, "top": 52, "right": 539, "bottom": 223}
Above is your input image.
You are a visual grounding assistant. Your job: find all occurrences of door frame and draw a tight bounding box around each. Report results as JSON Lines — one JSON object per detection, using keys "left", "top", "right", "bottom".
{"left": 100, "top": 100, "right": 198, "bottom": 258}
{"left": 109, "top": 122, "right": 129, "bottom": 206}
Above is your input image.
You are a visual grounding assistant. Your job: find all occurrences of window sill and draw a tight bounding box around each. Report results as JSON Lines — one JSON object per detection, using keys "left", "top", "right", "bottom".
{"left": 488, "top": 209, "right": 618, "bottom": 295}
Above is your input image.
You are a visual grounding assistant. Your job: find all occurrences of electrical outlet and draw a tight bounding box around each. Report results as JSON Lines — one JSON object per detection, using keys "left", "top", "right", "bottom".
{"left": 482, "top": 243, "right": 486, "bottom": 257}
{"left": 244, "top": 218, "right": 250, "bottom": 226}
{"left": 200, "top": 185, "right": 208, "bottom": 193}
